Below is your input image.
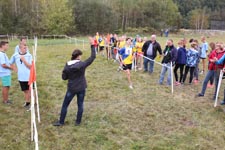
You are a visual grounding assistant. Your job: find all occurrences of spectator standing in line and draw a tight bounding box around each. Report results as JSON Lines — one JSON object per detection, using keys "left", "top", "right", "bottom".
{"left": 159, "top": 39, "right": 177, "bottom": 85}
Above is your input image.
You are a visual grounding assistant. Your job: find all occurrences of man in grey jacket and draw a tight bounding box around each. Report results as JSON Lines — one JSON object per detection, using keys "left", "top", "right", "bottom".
{"left": 142, "top": 35, "right": 162, "bottom": 74}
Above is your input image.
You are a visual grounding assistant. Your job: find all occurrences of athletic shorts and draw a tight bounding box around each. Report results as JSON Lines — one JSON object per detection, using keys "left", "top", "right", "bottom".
{"left": 99, "top": 46, "right": 104, "bottom": 51}
{"left": 123, "top": 64, "right": 132, "bottom": 70}
{"left": 1, "top": 75, "right": 11, "bottom": 87}
{"left": 200, "top": 57, "right": 206, "bottom": 59}
{"left": 19, "top": 81, "right": 29, "bottom": 91}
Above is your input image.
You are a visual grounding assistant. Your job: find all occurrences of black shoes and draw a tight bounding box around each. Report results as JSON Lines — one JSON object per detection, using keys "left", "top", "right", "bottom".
{"left": 75, "top": 122, "right": 81, "bottom": 126}
{"left": 53, "top": 121, "right": 81, "bottom": 126}
{"left": 53, "top": 121, "right": 64, "bottom": 126}
{"left": 197, "top": 93, "right": 204, "bottom": 97}
{"left": 220, "top": 100, "right": 225, "bottom": 105}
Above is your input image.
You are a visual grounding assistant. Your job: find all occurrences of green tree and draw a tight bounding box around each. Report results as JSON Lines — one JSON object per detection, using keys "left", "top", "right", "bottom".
{"left": 40, "top": 0, "right": 74, "bottom": 34}
{"left": 188, "top": 8, "right": 209, "bottom": 30}
{"left": 72, "top": 0, "right": 116, "bottom": 34}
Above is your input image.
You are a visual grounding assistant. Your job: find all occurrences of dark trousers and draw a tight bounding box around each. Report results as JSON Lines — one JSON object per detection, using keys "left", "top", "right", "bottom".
{"left": 183, "top": 66, "right": 195, "bottom": 83}
{"left": 173, "top": 64, "right": 185, "bottom": 82}
{"left": 59, "top": 90, "right": 86, "bottom": 124}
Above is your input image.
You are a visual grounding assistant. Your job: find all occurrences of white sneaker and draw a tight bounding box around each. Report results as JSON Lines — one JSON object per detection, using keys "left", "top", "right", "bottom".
{"left": 117, "top": 66, "right": 123, "bottom": 72}
{"left": 129, "top": 85, "right": 133, "bottom": 89}
{"left": 26, "top": 107, "right": 31, "bottom": 112}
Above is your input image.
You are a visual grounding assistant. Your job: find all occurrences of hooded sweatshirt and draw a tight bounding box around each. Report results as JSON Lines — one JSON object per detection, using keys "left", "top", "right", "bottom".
{"left": 62, "top": 45, "right": 96, "bottom": 93}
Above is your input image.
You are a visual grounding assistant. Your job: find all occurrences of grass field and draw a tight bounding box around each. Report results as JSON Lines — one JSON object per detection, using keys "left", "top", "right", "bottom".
{"left": 0, "top": 34, "right": 225, "bottom": 150}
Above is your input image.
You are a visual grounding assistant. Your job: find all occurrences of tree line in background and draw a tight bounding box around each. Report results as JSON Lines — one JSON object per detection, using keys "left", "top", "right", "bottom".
{"left": 0, "top": 0, "right": 224, "bottom": 35}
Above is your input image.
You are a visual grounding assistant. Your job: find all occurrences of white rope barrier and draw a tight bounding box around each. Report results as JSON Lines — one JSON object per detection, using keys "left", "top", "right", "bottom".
{"left": 135, "top": 53, "right": 173, "bottom": 94}
{"left": 136, "top": 53, "right": 170, "bottom": 69}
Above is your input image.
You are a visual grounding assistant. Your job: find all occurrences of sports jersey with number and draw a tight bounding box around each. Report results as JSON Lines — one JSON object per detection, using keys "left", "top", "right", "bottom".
{"left": 10, "top": 52, "right": 32, "bottom": 81}
{"left": 119, "top": 46, "right": 133, "bottom": 65}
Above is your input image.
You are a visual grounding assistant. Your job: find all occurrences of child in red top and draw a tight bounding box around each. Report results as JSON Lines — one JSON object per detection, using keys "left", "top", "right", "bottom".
{"left": 198, "top": 43, "right": 225, "bottom": 99}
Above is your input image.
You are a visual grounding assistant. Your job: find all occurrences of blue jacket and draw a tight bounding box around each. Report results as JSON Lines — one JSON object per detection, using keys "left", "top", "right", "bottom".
{"left": 186, "top": 48, "right": 199, "bottom": 67}
{"left": 176, "top": 47, "right": 186, "bottom": 65}
{"left": 216, "top": 54, "right": 225, "bottom": 65}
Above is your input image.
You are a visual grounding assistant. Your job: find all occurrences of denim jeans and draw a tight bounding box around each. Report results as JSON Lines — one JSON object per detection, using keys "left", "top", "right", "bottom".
{"left": 200, "top": 70, "right": 215, "bottom": 95}
{"left": 59, "top": 90, "right": 86, "bottom": 124}
{"left": 144, "top": 55, "right": 154, "bottom": 73}
{"left": 159, "top": 63, "right": 172, "bottom": 85}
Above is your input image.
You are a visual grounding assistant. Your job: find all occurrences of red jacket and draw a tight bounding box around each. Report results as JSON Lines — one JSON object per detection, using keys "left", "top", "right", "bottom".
{"left": 208, "top": 50, "right": 225, "bottom": 70}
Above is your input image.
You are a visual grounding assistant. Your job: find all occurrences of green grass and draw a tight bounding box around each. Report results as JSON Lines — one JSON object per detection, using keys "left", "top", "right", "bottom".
{"left": 0, "top": 34, "right": 225, "bottom": 150}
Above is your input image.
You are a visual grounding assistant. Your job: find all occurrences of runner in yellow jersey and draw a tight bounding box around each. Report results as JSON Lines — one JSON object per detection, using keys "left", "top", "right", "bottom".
{"left": 118, "top": 38, "right": 134, "bottom": 89}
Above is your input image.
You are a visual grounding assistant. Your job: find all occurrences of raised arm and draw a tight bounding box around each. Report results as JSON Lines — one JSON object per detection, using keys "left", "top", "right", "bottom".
{"left": 81, "top": 37, "right": 96, "bottom": 68}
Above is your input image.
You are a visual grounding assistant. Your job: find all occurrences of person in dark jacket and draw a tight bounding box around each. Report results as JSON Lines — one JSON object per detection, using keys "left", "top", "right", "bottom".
{"left": 53, "top": 37, "right": 96, "bottom": 126}
{"left": 159, "top": 39, "right": 177, "bottom": 85}
{"left": 142, "top": 35, "right": 162, "bottom": 74}
{"left": 173, "top": 40, "right": 186, "bottom": 85}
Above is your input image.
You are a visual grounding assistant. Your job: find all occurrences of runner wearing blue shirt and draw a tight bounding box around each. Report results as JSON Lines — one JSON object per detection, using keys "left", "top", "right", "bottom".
{"left": 0, "top": 41, "right": 13, "bottom": 104}
{"left": 118, "top": 38, "right": 134, "bottom": 89}
{"left": 10, "top": 44, "right": 32, "bottom": 109}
